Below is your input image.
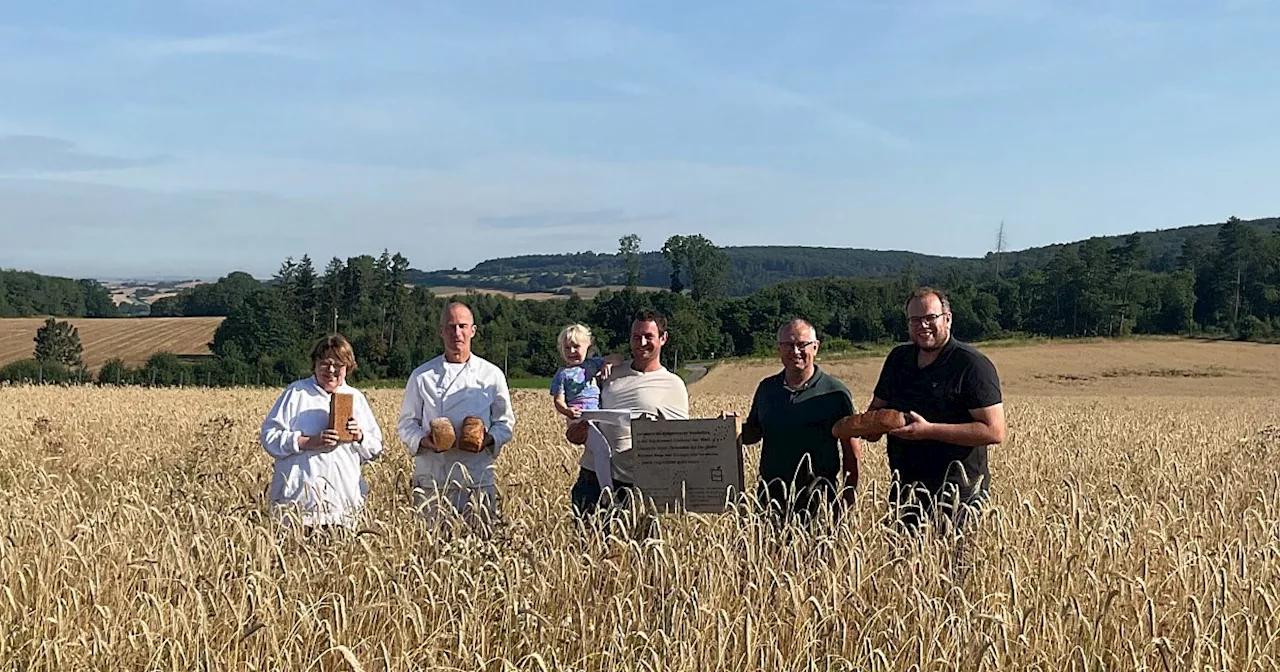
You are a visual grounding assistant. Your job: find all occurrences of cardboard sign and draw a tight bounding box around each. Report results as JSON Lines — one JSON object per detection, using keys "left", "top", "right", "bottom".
{"left": 631, "top": 416, "right": 745, "bottom": 514}
{"left": 328, "top": 392, "right": 355, "bottom": 441}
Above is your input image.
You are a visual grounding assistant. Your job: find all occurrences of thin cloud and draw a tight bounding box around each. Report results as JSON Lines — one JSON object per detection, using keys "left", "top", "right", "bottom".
{"left": 111, "top": 26, "right": 322, "bottom": 61}
{"left": 477, "top": 208, "right": 674, "bottom": 230}
{"left": 724, "top": 76, "right": 914, "bottom": 151}
{"left": 0, "top": 135, "right": 172, "bottom": 173}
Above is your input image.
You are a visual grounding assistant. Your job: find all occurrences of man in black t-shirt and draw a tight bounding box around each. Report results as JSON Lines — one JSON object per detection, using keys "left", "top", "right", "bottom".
{"left": 865, "top": 287, "right": 1006, "bottom": 534}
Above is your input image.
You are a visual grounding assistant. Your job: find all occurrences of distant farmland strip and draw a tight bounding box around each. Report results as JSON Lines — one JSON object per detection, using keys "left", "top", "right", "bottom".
{"left": 0, "top": 317, "right": 223, "bottom": 370}
{"left": 428, "top": 284, "right": 665, "bottom": 300}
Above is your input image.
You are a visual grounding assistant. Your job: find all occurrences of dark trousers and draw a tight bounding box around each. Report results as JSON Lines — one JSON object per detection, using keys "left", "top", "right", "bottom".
{"left": 755, "top": 475, "right": 848, "bottom": 530}
{"left": 570, "top": 467, "right": 636, "bottom": 517}
{"left": 888, "top": 479, "right": 987, "bottom": 584}
{"left": 888, "top": 478, "right": 986, "bottom": 538}
{"left": 571, "top": 467, "right": 662, "bottom": 539}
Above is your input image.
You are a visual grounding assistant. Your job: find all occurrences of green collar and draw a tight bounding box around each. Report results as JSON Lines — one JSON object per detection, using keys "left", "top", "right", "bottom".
{"left": 782, "top": 365, "right": 823, "bottom": 393}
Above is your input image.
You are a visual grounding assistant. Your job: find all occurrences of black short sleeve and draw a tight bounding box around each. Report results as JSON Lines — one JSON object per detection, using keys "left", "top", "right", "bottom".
{"left": 961, "top": 353, "right": 1002, "bottom": 409}
{"left": 872, "top": 347, "right": 900, "bottom": 401}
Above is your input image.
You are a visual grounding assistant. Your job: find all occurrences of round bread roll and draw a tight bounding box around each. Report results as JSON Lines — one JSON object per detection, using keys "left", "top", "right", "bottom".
{"left": 832, "top": 409, "right": 907, "bottom": 439}
{"left": 458, "top": 416, "right": 486, "bottom": 452}
{"left": 429, "top": 417, "right": 456, "bottom": 452}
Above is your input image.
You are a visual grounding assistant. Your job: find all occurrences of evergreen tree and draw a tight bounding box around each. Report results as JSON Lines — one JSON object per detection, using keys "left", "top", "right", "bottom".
{"left": 274, "top": 257, "right": 300, "bottom": 327}
{"left": 293, "top": 255, "right": 319, "bottom": 335}
{"left": 1111, "top": 234, "right": 1147, "bottom": 335}
{"left": 33, "top": 317, "right": 83, "bottom": 367}
{"left": 210, "top": 290, "right": 302, "bottom": 364}
{"left": 661, "top": 236, "right": 685, "bottom": 294}
{"left": 321, "top": 257, "right": 345, "bottom": 333}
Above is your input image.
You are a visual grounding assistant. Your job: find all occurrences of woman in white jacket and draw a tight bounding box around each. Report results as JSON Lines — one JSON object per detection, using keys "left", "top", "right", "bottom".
{"left": 260, "top": 334, "right": 383, "bottom": 530}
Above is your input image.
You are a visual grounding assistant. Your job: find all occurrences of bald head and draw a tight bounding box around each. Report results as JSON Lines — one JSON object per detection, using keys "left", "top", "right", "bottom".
{"left": 439, "top": 302, "right": 477, "bottom": 362}
{"left": 440, "top": 301, "right": 474, "bottom": 328}
{"left": 777, "top": 319, "right": 815, "bottom": 341}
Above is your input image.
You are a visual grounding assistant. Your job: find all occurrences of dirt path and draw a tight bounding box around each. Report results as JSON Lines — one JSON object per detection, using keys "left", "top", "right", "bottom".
{"left": 683, "top": 362, "right": 709, "bottom": 384}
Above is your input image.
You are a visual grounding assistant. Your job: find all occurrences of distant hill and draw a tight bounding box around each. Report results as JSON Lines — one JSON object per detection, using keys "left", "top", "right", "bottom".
{"left": 980, "top": 216, "right": 1280, "bottom": 275}
{"left": 7, "top": 215, "right": 1275, "bottom": 315}
{"left": 406, "top": 247, "right": 961, "bottom": 296}
{"left": 409, "top": 216, "right": 1280, "bottom": 296}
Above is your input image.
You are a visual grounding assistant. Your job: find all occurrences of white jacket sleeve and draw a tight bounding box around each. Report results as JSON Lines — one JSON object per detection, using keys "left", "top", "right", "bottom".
{"left": 261, "top": 386, "right": 303, "bottom": 459}
{"left": 397, "top": 375, "right": 429, "bottom": 456}
{"left": 487, "top": 372, "right": 516, "bottom": 456}
{"left": 351, "top": 391, "right": 384, "bottom": 463}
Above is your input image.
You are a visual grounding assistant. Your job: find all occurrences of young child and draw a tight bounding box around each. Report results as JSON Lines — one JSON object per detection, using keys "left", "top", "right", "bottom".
{"left": 551, "top": 323, "right": 622, "bottom": 420}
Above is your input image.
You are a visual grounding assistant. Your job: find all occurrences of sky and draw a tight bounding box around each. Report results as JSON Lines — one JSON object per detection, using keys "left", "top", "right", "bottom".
{"left": 1, "top": 0, "right": 1277, "bottom": 280}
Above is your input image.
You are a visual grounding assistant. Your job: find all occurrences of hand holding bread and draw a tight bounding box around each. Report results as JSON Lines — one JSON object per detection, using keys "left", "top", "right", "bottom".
{"left": 428, "top": 417, "right": 456, "bottom": 452}
{"left": 832, "top": 409, "right": 908, "bottom": 440}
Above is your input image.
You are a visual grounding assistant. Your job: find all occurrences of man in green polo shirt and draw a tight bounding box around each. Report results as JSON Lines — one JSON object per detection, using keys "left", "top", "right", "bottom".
{"left": 740, "top": 319, "right": 861, "bottom": 528}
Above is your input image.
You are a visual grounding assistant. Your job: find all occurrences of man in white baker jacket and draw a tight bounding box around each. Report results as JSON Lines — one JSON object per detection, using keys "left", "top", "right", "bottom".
{"left": 397, "top": 301, "right": 516, "bottom": 526}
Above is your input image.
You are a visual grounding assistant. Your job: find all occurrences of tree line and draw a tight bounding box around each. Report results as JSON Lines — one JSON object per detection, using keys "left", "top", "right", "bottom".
{"left": 2, "top": 217, "right": 1278, "bottom": 387}
{"left": 400, "top": 216, "right": 1280, "bottom": 297}
{"left": 404, "top": 243, "right": 961, "bottom": 296}
{"left": 0, "top": 270, "right": 118, "bottom": 318}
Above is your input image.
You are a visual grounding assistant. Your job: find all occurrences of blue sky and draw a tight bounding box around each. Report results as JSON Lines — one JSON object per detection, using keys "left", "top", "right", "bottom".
{"left": 1, "top": 0, "right": 1276, "bottom": 280}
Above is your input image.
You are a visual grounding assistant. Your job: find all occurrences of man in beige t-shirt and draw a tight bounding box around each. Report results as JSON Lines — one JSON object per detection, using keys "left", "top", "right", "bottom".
{"left": 566, "top": 308, "right": 689, "bottom": 517}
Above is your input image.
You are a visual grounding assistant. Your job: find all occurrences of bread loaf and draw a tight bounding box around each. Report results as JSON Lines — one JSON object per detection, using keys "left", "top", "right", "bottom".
{"left": 328, "top": 393, "right": 355, "bottom": 441}
{"left": 832, "top": 409, "right": 907, "bottom": 439}
{"left": 458, "top": 416, "right": 486, "bottom": 452}
{"left": 429, "top": 417, "right": 456, "bottom": 452}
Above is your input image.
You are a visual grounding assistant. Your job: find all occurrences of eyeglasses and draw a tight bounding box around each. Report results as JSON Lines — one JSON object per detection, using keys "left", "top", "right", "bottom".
{"left": 777, "top": 340, "right": 817, "bottom": 351}
{"left": 908, "top": 313, "right": 946, "bottom": 327}
{"left": 316, "top": 359, "right": 346, "bottom": 371}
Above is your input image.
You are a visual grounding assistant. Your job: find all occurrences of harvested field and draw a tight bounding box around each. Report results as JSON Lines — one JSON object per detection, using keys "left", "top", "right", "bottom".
{"left": 695, "top": 338, "right": 1280, "bottom": 399}
{"left": 428, "top": 285, "right": 665, "bottom": 301}
{"left": 555, "top": 285, "right": 666, "bottom": 299}
{"left": 3, "top": 339, "right": 1280, "bottom": 668}
{"left": 0, "top": 317, "right": 223, "bottom": 370}
{"left": 427, "top": 286, "right": 558, "bottom": 299}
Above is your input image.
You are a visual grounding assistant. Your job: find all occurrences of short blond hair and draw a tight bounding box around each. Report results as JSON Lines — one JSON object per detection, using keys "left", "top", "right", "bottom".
{"left": 310, "top": 333, "right": 358, "bottom": 373}
{"left": 557, "top": 323, "right": 593, "bottom": 359}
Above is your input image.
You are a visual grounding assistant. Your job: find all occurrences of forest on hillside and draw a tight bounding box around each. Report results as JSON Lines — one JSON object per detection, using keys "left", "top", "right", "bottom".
{"left": 3, "top": 216, "right": 1278, "bottom": 387}
{"left": 408, "top": 217, "right": 1280, "bottom": 296}
{"left": 407, "top": 246, "right": 962, "bottom": 295}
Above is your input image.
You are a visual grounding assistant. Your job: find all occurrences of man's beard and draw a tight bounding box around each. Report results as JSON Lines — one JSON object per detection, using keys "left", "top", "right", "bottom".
{"left": 916, "top": 332, "right": 948, "bottom": 352}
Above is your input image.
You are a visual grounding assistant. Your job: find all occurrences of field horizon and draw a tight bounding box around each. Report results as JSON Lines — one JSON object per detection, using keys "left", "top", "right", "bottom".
{"left": 3, "top": 313, "right": 1272, "bottom": 390}
{"left": 3, "top": 339, "right": 1279, "bottom": 668}
{"left": 695, "top": 338, "right": 1280, "bottom": 399}
{"left": 0, "top": 316, "right": 223, "bottom": 371}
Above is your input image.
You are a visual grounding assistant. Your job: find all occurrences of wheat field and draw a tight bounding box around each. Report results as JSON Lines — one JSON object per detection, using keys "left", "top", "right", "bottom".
{"left": 0, "top": 317, "right": 223, "bottom": 370}
{"left": 2, "top": 341, "right": 1280, "bottom": 670}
